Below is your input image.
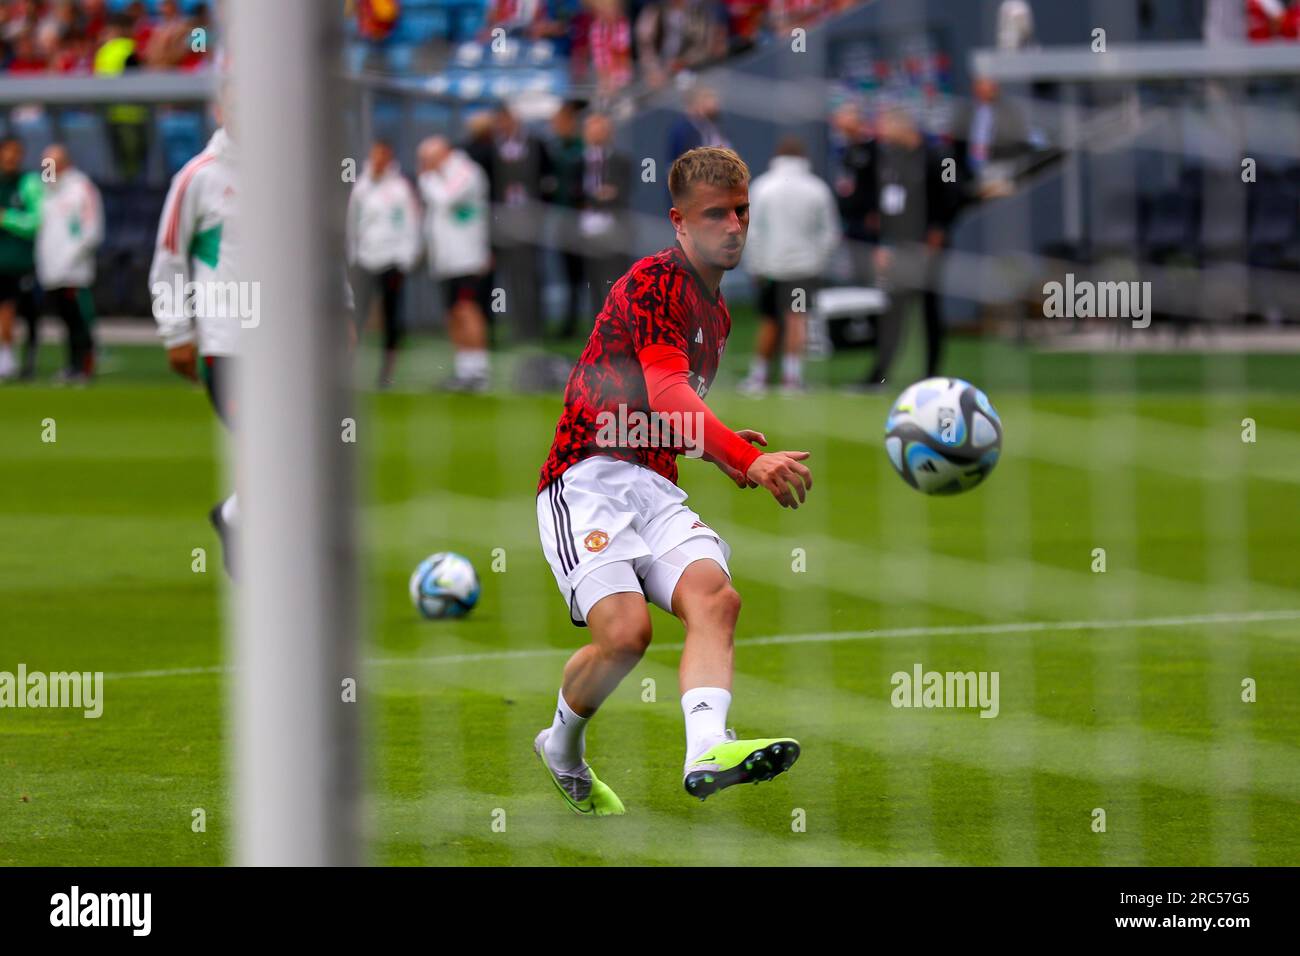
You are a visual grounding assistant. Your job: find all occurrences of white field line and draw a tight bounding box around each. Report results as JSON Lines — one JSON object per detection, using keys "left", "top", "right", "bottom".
{"left": 101, "top": 608, "right": 1300, "bottom": 681}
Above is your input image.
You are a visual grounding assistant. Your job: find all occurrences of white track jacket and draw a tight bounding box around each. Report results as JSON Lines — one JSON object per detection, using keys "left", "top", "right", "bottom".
{"left": 744, "top": 155, "right": 840, "bottom": 281}
{"left": 347, "top": 162, "right": 421, "bottom": 274}
{"left": 418, "top": 149, "right": 490, "bottom": 279}
{"left": 37, "top": 167, "right": 103, "bottom": 290}
{"left": 149, "top": 128, "right": 242, "bottom": 356}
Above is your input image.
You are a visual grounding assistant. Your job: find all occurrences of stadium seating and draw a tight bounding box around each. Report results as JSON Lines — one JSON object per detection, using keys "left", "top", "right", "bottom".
{"left": 156, "top": 110, "right": 206, "bottom": 178}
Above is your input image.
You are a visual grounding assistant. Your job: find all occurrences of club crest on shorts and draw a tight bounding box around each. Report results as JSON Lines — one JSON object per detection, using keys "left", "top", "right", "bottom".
{"left": 584, "top": 530, "right": 610, "bottom": 552}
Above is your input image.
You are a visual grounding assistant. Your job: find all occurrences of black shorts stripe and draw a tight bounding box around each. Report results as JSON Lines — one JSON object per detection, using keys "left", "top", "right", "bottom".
{"left": 547, "top": 481, "right": 573, "bottom": 574}
{"left": 555, "top": 475, "right": 580, "bottom": 570}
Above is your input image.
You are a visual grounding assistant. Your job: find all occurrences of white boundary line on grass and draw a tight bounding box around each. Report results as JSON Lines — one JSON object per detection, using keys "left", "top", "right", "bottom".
{"left": 102, "top": 608, "right": 1300, "bottom": 681}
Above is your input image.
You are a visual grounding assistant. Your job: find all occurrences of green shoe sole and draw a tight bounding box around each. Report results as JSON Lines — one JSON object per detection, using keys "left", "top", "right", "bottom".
{"left": 684, "top": 739, "right": 800, "bottom": 801}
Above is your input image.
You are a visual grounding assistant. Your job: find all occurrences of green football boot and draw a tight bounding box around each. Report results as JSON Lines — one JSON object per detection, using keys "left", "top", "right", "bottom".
{"left": 534, "top": 728, "right": 626, "bottom": 817}
{"left": 683, "top": 730, "right": 801, "bottom": 801}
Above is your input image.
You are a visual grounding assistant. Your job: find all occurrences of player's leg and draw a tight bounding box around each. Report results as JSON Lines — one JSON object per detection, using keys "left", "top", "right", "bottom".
{"left": 780, "top": 279, "right": 810, "bottom": 392}
{"left": 533, "top": 464, "right": 653, "bottom": 815}
{"left": 558, "top": 588, "right": 652, "bottom": 720}
{"left": 781, "top": 310, "right": 806, "bottom": 391}
{"left": 348, "top": 265, "right": 374, "bottom": 343}
{"left": 202, "top": 355, "right": 238, "bottom": 578}
{"left": 780, "top": 277, "right": 811, "bottom": 392}
{"left": 864, "top": 294, "right": 905, "bottom": 386}
{"left": 17, "top": 280, "right": 39, "bottom": 379}
{"left": 672, "top": 558, "right": 737, "bottom": 695}
{"left": 377, "top": 267, "right": 404, "bottom": 388}
{"left": 54, "top": 288, "right": 91, "bottom": 380}
{"left": 639, "top": 491, "right": 801, "bottom": 800}
{"left": 0, "top": 295, "right": 17, "bottom": 379}
{"left": 443, "top": 279, "right": 490, "bottom": 391}
{"left": 77, "top": 287, "right": 97, "bottom": 377}
{"left": 663, "top": 554, "right": 800, "bottom": 799}
{"left": 559, "top": 246, "right": 583, "bottom": 339}
{"left": 741, "top": 278, "right": 779, "bottom": 395}
{"left": 534, "top": 575, "right": 646, "bottom": 817}
{"left": 540, "top": 580, "right": 649, "bottom": 765}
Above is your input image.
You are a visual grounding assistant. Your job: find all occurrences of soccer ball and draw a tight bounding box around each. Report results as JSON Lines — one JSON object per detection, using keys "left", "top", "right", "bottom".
{"left": 409, "top": 552, "right": 481, "bottom": 620}
{"left": 884, "top": 377, "right": 1002, "bottom": 495}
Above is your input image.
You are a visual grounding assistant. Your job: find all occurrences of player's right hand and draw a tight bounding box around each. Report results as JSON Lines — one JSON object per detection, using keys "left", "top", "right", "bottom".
{"left": 167, "top": 342, "right": 198, "bottom": 382}
{"left": 746, "top": 451, "right": 813, "bottom": 509}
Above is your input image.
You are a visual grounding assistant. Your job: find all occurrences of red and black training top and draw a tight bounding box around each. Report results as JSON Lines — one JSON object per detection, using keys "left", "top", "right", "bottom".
{"left": 538, "top": 242, "right": 736, "bottom": 491}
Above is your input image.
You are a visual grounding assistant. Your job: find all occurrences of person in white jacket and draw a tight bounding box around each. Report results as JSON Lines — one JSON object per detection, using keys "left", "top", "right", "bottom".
{"left": 740, "top": 137, "right": 839, "bottom": 394}
{"left": 149, "top": 122, "right": 241, "bottom": 576}
{"left": 37, "top": 144, "right": 103, "bottom": 381}
{"left": 418, "top": 135, "right": 492, "bottom": 392}
{"left": 346, "top": 140, "right": 421, "bottom": 388}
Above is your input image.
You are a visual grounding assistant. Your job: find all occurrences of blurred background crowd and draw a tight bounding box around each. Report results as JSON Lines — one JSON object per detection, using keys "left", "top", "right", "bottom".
{"left": 3, "top": 0, "right": 1300, "bottom": 388}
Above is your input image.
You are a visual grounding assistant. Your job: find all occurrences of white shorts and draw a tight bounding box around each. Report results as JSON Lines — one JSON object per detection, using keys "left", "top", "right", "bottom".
{"left": 537, "top": 456, "right": 732, "bottom": 626}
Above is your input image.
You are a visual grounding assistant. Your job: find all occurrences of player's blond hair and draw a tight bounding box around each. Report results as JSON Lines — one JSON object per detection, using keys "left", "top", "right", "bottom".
{"left": 668, "top": 147, "right": 750, "bottom": 206}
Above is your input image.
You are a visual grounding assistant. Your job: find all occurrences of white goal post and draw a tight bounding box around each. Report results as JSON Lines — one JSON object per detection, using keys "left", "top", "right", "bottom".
{"left": 228, "top": 0, "right": 360, "bottom": 867}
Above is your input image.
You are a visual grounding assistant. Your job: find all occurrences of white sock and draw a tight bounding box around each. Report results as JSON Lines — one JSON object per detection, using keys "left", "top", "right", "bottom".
{"left": 545, "top": 689, "right": 588, "bottom": 771}
{"left": 220, "top": 493, "right": 238, "bottom": 526}
{"left": 781, "top": 354, "right": 802, "bottom": 385}
{"left": 455, "top": 349, "right": 489, "bottom": 379}
{"left": 746, "top": 357, "right": 766, "bottom": 384}
{"left": 0, "top": 346, "right": 13, "bottom": 375}
{"left": 682, "top": 686, "right": 731, "bottom": 761}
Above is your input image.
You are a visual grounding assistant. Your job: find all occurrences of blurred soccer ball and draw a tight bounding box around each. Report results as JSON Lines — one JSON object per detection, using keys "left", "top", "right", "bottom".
{"left": 409, "top": 552, "right": 481, "bottom": 620}
{"left": 884, "top": 378, "right": 1003, "bottom": 495}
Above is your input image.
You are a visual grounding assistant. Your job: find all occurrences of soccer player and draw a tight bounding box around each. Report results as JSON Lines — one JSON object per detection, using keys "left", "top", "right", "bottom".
{"left": 346, "top": 139, "right": 421, "bottom": 389}
{"left": 36, "top": 145, "right": 104, "bottom": 383}
{"left": 417, "top": 135, "right": 492, "bottom": 392}
{"left": 740, "top": 136, "right": 839, "bottom": 395}
{"left": 149, "top": 114, "right": 240, "bottom": 576}
{"left": 0, "top": 137, "right": 42, "bottom": 381}
{"left": 534, "top": 146, "right": 812, "bottom": 815}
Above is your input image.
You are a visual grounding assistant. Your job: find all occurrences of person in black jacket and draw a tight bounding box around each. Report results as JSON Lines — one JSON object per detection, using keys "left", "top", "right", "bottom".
{"left": 577, "top": 111, "right": 631, "bottom": 320}
{"left": 544, "top": 101, "right": 587, "bottom": 339}
{"left": 830, "top": 103, "right": 878, "bottom": 287}
{"left": 490, "top": 104, "right": 553, "bottom": 344}
{"left": 854, "top": 107, "right": 964, "bottom": 388}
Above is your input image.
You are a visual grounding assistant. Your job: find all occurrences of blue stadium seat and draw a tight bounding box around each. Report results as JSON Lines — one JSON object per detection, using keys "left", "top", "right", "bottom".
{"left": 393, "top": 7, "right": 447, "bottom": 45}
{"left": 11, "top": 109, "right": 56, "bottom": 167}
{"left": 385, "top": 43, "right": 417, "bottom": 73}
{"left": 58, "top": 111, "right": 115, "bottom": 184}
{"left": 107, "top": 0, "right": 209, "bottom": 11}
{"left": 156, "top": 110, "right": 206, "bottom": 177}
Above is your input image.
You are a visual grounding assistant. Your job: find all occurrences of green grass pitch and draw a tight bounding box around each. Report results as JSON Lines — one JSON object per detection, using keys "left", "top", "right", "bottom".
{"left": 2, "top": 312, "right": 1298, "bottom": 865}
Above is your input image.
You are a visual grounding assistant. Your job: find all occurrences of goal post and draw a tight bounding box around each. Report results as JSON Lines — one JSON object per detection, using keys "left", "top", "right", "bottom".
{"left": 227, "top": 0, "right": 360, "bottom": 866}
